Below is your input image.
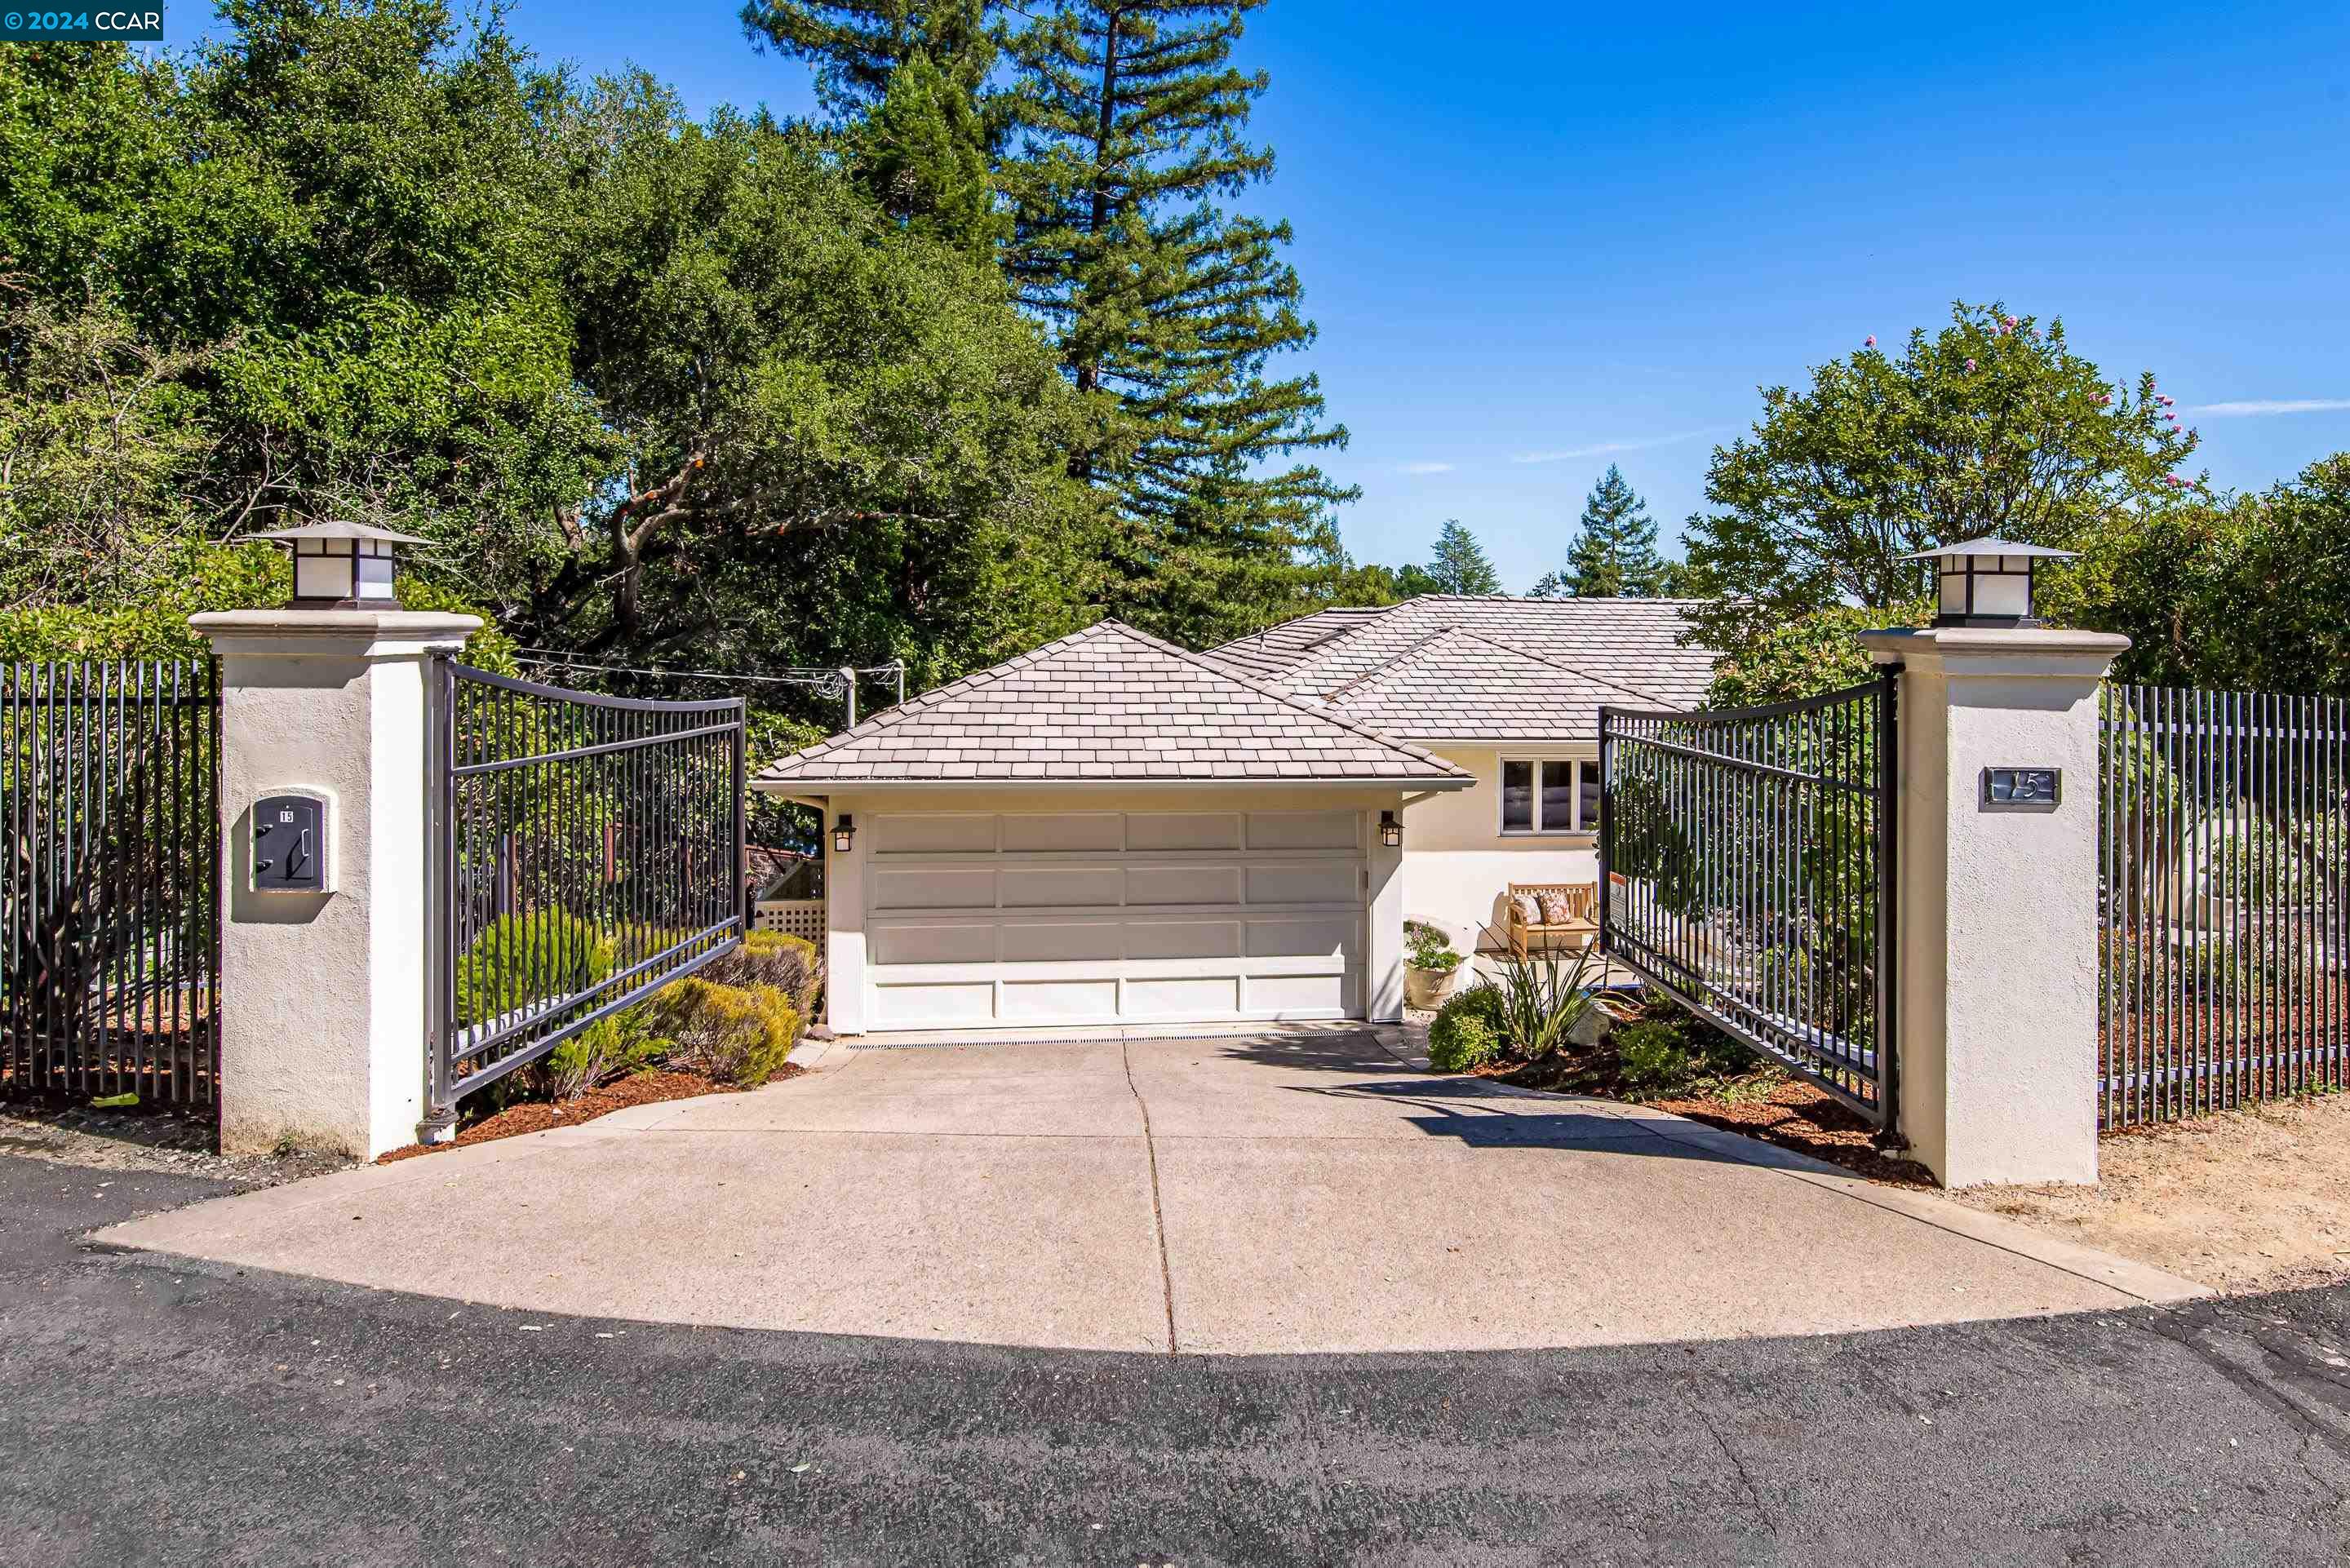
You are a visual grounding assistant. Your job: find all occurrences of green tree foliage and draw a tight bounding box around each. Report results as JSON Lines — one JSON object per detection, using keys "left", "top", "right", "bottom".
{"left": 857, "top": 42, "right": 1003, "bottom": 250}
{"left": 2044, "top": 454, "right": 2350, "bottom": 696}
{"left": 1420, "top": 519, "right": 1499, "bottom": 595}
{"left": 0, "top": 6, "right": 1097, "bottom": 720}
{"left": 740, "top": 0, "right": 1004, "bottom": 250}
{"left": 0, "top": 11, "right": 610, "bottom": 609}
{"left": 738, "top": 0, "right": 988, "bottom": 117}
{"left": 1554, "top": 464, "right": 1669, "bottom": 597}
{"left": 0, "top": 289, "right": 211, "bottom": 605}
{"left": 1683, "top": 302, "right": 2197, "bottom": 659}
{"left": 1703, "top": 605, "right": 1923, "bottom": 707}
{"left": 541, "top": 79, "right": 1102, "bottom": 685}
{"left": 737, "top": 0, "right": 1359, "bottom": 648}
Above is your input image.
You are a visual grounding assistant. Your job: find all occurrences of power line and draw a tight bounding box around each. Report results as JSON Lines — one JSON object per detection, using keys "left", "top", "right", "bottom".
{"left": 511, "top": 649, "right": 908, "bottom": 718}
{"left": 513, "top": 649, "right": 900, "bottom": 684}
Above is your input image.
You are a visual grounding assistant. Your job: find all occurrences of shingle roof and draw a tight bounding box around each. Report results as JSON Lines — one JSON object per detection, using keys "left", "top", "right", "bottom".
{"left": 1204, "top": 595, "right": 1715, "bottom": 736}
{"left": 1200, "top": 606, "right": 1388, "bottom": 679}
{"left": 755, "top": 619, "right": 1473, "bottom": 787}
{"left": 1322, "top": 627, "right": 1664, "bottom": 741}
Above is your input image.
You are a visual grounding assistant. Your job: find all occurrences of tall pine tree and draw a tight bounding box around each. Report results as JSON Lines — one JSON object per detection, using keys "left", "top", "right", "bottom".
{"left": 1547, "top": 464, "right": 1669, "bottom": 597}
{"left": 1000, "top": 0, "right": 1353, "bottom": 644}
{"left": 1421, "top": 520, "right": 1500, "bottom": 595}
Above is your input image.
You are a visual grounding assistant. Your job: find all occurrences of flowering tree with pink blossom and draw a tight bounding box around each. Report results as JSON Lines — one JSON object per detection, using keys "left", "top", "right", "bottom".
{"left": 1682, "top": 300, "right": 2199, "bottom": 661}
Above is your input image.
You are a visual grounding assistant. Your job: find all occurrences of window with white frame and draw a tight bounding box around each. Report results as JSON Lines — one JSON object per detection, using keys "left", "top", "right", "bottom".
{"left": 1498, "top": 757, "right": 1600, "bottom": 835}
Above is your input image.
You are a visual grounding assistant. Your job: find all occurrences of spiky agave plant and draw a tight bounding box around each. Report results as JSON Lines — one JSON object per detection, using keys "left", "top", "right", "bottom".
{"left": 1475, "top": 932, "right": 1604, "bottom": 1061}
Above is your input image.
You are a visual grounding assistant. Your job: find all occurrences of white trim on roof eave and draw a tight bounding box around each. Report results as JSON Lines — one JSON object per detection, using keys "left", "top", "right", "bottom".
{"left": 1394, "top": 733, "right": 1603, "bottom": 746}
{"left": 749, "top": 773, "right": 1474, "bottom": 794}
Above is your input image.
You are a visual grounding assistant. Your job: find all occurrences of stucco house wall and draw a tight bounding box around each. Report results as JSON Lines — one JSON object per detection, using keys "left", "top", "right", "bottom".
{"left": 1403, "top": 743, "right": 1602, "bottom": 952}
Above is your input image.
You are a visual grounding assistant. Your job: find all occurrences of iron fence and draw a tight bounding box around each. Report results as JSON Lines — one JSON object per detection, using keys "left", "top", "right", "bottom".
{"left": 1600, "top": 672, "right": 1898, "bottom": 1125}
{"left": 2099, "top": 684, "right": 2348, "bottom": 1126}
{"left": 432, "top": 662, "right": 745, "bottom": 1118}
{"left": 1, "top": 661, "right": 221, "bottom": 1106}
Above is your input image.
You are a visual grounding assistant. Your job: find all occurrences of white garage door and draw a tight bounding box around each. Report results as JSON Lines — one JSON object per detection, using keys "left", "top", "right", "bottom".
{"left": 863, "top": 808, "right": 1367, "bottom": 1030}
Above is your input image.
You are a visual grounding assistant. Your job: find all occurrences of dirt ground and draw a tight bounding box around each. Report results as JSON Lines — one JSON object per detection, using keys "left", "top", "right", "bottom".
{"left": 376, "top": 1064, "right": 802, "bottom": 1163}
{"left": 1949, "top": 1092, "right": 2350, "bottom": 1292}
{"left": 1404, "top": 1005, "right": 2350, "bottom": 1294}
{"left": 0, "top": 1103, "right": 349, "bottom": 1187}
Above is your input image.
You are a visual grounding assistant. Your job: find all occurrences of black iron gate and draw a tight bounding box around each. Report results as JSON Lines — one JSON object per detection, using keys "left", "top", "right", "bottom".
{"left": 1598, "top": 673, "right": 1898, "bottom": 1127}
{"left": 430, "top": 661, "right": 746, "bottom": 1120}
{"left": 1, "top": 660, "right": 222, "bottom": 1106}
{"left": 2099, "top": 684, "right": 2348, "bottom": 1127}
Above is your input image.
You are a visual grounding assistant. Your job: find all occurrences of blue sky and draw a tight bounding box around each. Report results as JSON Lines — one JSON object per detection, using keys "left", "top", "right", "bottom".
{"left": 186, "top": 2, "right": 2350, "bottom": 591}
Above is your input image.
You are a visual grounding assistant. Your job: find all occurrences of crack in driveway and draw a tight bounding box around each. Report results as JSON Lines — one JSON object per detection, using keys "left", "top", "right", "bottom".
{"left": 1122, "top": 1038, "right": 1179, "bottom": 1353}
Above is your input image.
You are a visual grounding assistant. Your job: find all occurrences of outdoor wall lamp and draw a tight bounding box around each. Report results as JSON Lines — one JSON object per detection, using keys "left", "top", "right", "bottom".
{"left": 832, "top": 814, "right": 855, "bottom": 853}
{"left": 1901, "top": 536, "right": 2079, "bottom": 629}
{"left": 256, "top": 519, "right": 431, "bottom": 609}
{"left": 1379, "top": 810, "right": 1403, "bottom": 848}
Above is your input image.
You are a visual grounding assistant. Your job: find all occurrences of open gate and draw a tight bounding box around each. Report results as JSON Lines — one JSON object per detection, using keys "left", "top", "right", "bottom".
{"left": 429, "top": 661, "right": 747, "bottom": 1122}
{"left": 1598, "top": 672, "right": 1899, "bottom": 1127}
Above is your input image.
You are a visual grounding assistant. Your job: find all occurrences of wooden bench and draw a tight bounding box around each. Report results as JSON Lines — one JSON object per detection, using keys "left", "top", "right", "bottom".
{"left": 1505, "top": 881, "right": 1599, "bottom": 957}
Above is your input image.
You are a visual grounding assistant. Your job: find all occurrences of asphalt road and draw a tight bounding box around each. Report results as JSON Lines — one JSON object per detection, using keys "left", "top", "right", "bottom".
{"left": 4, "top": 1153, "right": 2348, "bottom": 1566}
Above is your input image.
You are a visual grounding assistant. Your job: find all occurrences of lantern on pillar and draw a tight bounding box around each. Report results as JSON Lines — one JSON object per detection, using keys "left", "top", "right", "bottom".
{"left": 255, "top": 520, "right": 431, "bottom": 609}
{"left": 1900, "top": 537, "right": 2077, "bottom": 629}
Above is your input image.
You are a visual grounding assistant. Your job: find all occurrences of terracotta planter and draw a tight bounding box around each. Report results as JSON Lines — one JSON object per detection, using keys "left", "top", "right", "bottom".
{"left": 1404, "top": 963, "right": 1461, "bottom": 1011}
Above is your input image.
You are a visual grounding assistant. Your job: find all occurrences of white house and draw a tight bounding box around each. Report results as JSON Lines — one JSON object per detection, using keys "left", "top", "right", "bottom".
{"left": 754, "top": 596, "right": 1712, "bottom": 1035}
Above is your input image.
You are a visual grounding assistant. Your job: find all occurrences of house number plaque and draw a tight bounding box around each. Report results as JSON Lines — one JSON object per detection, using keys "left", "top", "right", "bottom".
{"left": 1980, "top": 767, "right": 2060, "bottom": 812}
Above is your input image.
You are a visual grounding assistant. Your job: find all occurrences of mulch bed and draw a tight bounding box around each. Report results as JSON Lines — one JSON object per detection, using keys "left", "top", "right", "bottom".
{"left": 1476, "top": 1046, "right": 1933, "bottom": 1186}
{"left": 377, "top": 1064, "right": 805, "bottom": 1164}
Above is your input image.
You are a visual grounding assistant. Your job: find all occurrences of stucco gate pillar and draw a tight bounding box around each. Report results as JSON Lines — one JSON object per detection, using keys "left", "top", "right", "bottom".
{"left": 1858, "top": 626, "right": 2128, "bottom": 1188}
{"left": 192, "top": 609, "right": 479, "bottom": 1159}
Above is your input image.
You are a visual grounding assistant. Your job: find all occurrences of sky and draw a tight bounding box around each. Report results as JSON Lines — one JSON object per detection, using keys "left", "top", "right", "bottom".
{"left": 185, "top": 2, "right": 2350, "bottom": 592}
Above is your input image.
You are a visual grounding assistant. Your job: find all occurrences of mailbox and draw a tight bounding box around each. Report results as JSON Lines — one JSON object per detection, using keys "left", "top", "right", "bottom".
{"left": 253, "top": 791, "right": 330, "bottom": 893}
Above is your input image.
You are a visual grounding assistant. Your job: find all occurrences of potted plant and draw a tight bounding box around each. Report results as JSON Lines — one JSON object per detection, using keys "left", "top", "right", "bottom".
{"left": 1404, "top": 923, "right": 1465, "bottom": 1010}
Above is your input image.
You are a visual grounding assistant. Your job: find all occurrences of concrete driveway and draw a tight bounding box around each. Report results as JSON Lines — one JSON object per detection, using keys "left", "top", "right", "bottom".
{"left": 102, "top": 1030, "right": 2204, "bottom": 1353}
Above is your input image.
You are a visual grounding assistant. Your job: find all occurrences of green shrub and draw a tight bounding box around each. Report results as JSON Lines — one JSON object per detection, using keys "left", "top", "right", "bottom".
{"left": 645, "top": 977, "right": 802, "bottom": 1086}
{"left": 1428, "top": 986, "right": 1505, "bottom": 1071}
{"left": 703, "top": 929, "right": 822, "bottom": 1015}
{"left": 543, "top": 1003, "right": 664, "bottom": 1101}
{"left": 1612, "top": 1021, "right": 1701, "bottom": 1093}
{"left": 454, "top": 911, "right": 614, "bottom": 1025}
{"left": 1611, "top": 994, "right": 1768, "bottom": 1098}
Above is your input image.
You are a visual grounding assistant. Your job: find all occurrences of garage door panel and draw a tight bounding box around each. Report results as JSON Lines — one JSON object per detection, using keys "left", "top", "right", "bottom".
{"left": 1248, "top": 972, "right": 1350, "bottom": 1013}
{"left": 1001, "top": 866, "right": 1123, "bottom": 907}
{"left": 874, "top": 814, "right": 995, "bottom": 854}
{"left": 871, "top": 922, "right": 998, "bottom": 966}
{"left": 1125, "top": 920, "right": 1242, "bottom": 961}
{"left": 873, "top": 867, "right": 995, "bottom": 910}
{"left": 1000, "top": 921, "right": 1124, "bottom": 963}
{"left": 1245, "top": 916, "right": 1355, "bottom": 959}
{"left": 1001, "top": 813, "right": 1123, "bottom": 852}
{"left": 1127, "top": 865, "right": 1244, "bottom": 906}
{"left": 1126, "top": 977, "right": 1240, "bottom": 1017}
{"left": 873, "top": 981, "right": 994, "bottom": 1025}
{"left": 1246, "top": 810, "right": 1359, "bottom": 850}
{"left": 1127, "top": 812, "right": 1242, "bottom": 851}
{"left": 1002, "top": 979, "right": 1118, "bottom": 1021}
{"left": 1246, "top": 862, "right": 1359, "bottom": 906}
